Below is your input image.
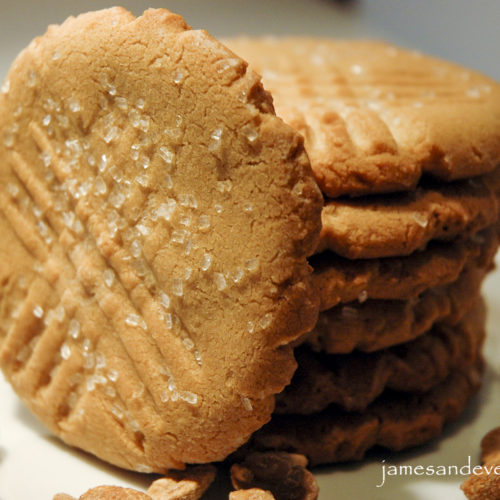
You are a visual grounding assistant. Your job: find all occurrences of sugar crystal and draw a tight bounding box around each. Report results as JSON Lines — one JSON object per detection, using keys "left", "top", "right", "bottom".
{"left": 160, "top": 292, "right": 170, "bottom": 309}
{"left": 159, "top": 146, "right": 175, "bottom": 166}
{"left": 201, "top": 253, "right": 212, "bottom": 271}
{"left": 208, "top": 127, "right": 223, "bottom": 151}
{"left": 96, "top": 352, "right": 106, "bottom": 369}
{"left": 6, "top": 183, "right": 19, "bottom": 197}
{"left": 130, "top": 240, "right": 142, "bottom": 258}
{"left": 68, "top": 98, "right": 81, "bottom": 113}
{"left": 104, "top": 126, "right": 119, "bottom": 144}
{"left": 242, "top": 397, "right": 253, "bottom": 411}
{"left": 180, "top": 391, "right": 198, "bottom": 405}
{"left": 98, "top": 154, "right": 108, "bottom": 172}
{"left": 259, "top": 313, "right": 272, "bottom": 329}
{"left": 165, "top": 313, "right": 173, "bottom": 330}
{"left": 68, "top": 318, "right": 80, "bottom": 339}
{"left": 172, "top": 278, "right": 183, "bottom": 297}
{"left": 242, "top": 125, "right": 258, "bottom": 143}
{"left": 60, "top": 343, "right": 71, "bottom": 360}
{"left": 198, "top": 215, "right": 210, "bottom": 230}
{"left": 116, "top": 97, "right": 128, "bottom": 110}
{"left": 215, "top": 273, "right": 227, "bottom": 291}
{"left": 95, "top": 176, "right": 107, "bottom": 195}
{"left": 232, "top": 268, "right": 244, "bottom": 283}
{"left": 173, "top": 71, "right": 184, "bottom": 84}
{"left": 139, "top": 155, "right": 150, "bottom": 169}
{"left": 125, "top": 313, "right": 141, "bottom": 327}
{"left": 244, "top": 258, "right": 259, "bottom": 272}
{"left": 156, "top": 199, "right": 177, "bottom": 220}
{"left": 171, "top": 230, "right": 187, "bottom": 244}
{"left": 54, "top": 305, "right": 65, "bottom": 322}
{"left": 183, "top": 338, "right": 195, "bottom": 351}
{"left": 412, "top": 212, "right": 429, "bottom": 228}
{"left": 33, "top": 305, "right": 44, "bottom": 318}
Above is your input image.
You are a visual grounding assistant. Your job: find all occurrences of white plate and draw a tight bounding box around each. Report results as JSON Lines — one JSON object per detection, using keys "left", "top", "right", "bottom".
{"left": 1, "top": 258, "right": 499, "bottom": 500}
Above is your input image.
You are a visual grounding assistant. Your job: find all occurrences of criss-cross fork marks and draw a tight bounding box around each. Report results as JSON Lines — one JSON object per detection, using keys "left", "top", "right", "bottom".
{"left": 0, "top": 121, "right": 201, "bottom": 445}
{"left": 0, "top": 169, "right": 152, "bottom": 442}
{"left": 30, "top": 121, "right": 202, "bottom": 369}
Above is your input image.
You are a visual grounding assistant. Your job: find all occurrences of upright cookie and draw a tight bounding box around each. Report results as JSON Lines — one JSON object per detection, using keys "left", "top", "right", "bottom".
{"left": 0, "top": 8, "right": 322, "bottom": 472}
{"left": 225, "top": 38, "right": 500, "bottom": 197}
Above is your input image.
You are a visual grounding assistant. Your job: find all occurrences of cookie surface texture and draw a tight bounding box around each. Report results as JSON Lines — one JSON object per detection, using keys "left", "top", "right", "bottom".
{"left": 317, "top": 173, "right": 499, "bottom": 258}
{"left": 224, "top": 38, "right": 500, "bottom": 197}
{"left": 310, "top": 225, "right": 498, "bottom": 311}
{"left": 306, "top": 264, "right": 485, "bottom": 354}
{"left": 277, "top": 298, "right": 485, "bottom": 414}
{"left": 0, "top": 8, "right": 322, "bottom": 471}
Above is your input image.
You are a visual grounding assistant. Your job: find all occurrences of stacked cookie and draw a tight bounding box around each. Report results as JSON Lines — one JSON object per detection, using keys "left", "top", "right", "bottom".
{"left": 226, "top": 38, "right": 500, "bottom": 464}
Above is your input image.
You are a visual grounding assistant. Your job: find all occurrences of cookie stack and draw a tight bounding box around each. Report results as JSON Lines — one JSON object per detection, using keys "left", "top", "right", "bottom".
{"left": 226, "top": 38, "right": 500, "bottom": 464}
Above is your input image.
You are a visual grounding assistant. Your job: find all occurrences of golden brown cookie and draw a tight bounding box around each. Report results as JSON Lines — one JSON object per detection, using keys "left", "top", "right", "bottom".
{"left": 54, "top": 465, "right": 215, "bottom": 500}
{"left": 278, "top": 298, "right": 485, "bottom": 414}
{"left": 317, "top": 173, "right": 499, "bottom": 259}
{"left": 306, "top": 264, "right": 485, "bottom": 354}
{"left": 311, "top": 224, "right": 498, "bottom": 311}
{"left": 248, "top": 359, "right": 483, "bottom": 466}
{"left": 224, "top": 38, "right": 500, "bottom": 198}
{"left": 0, "top": 8, "right": 322, "bottom": 472}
